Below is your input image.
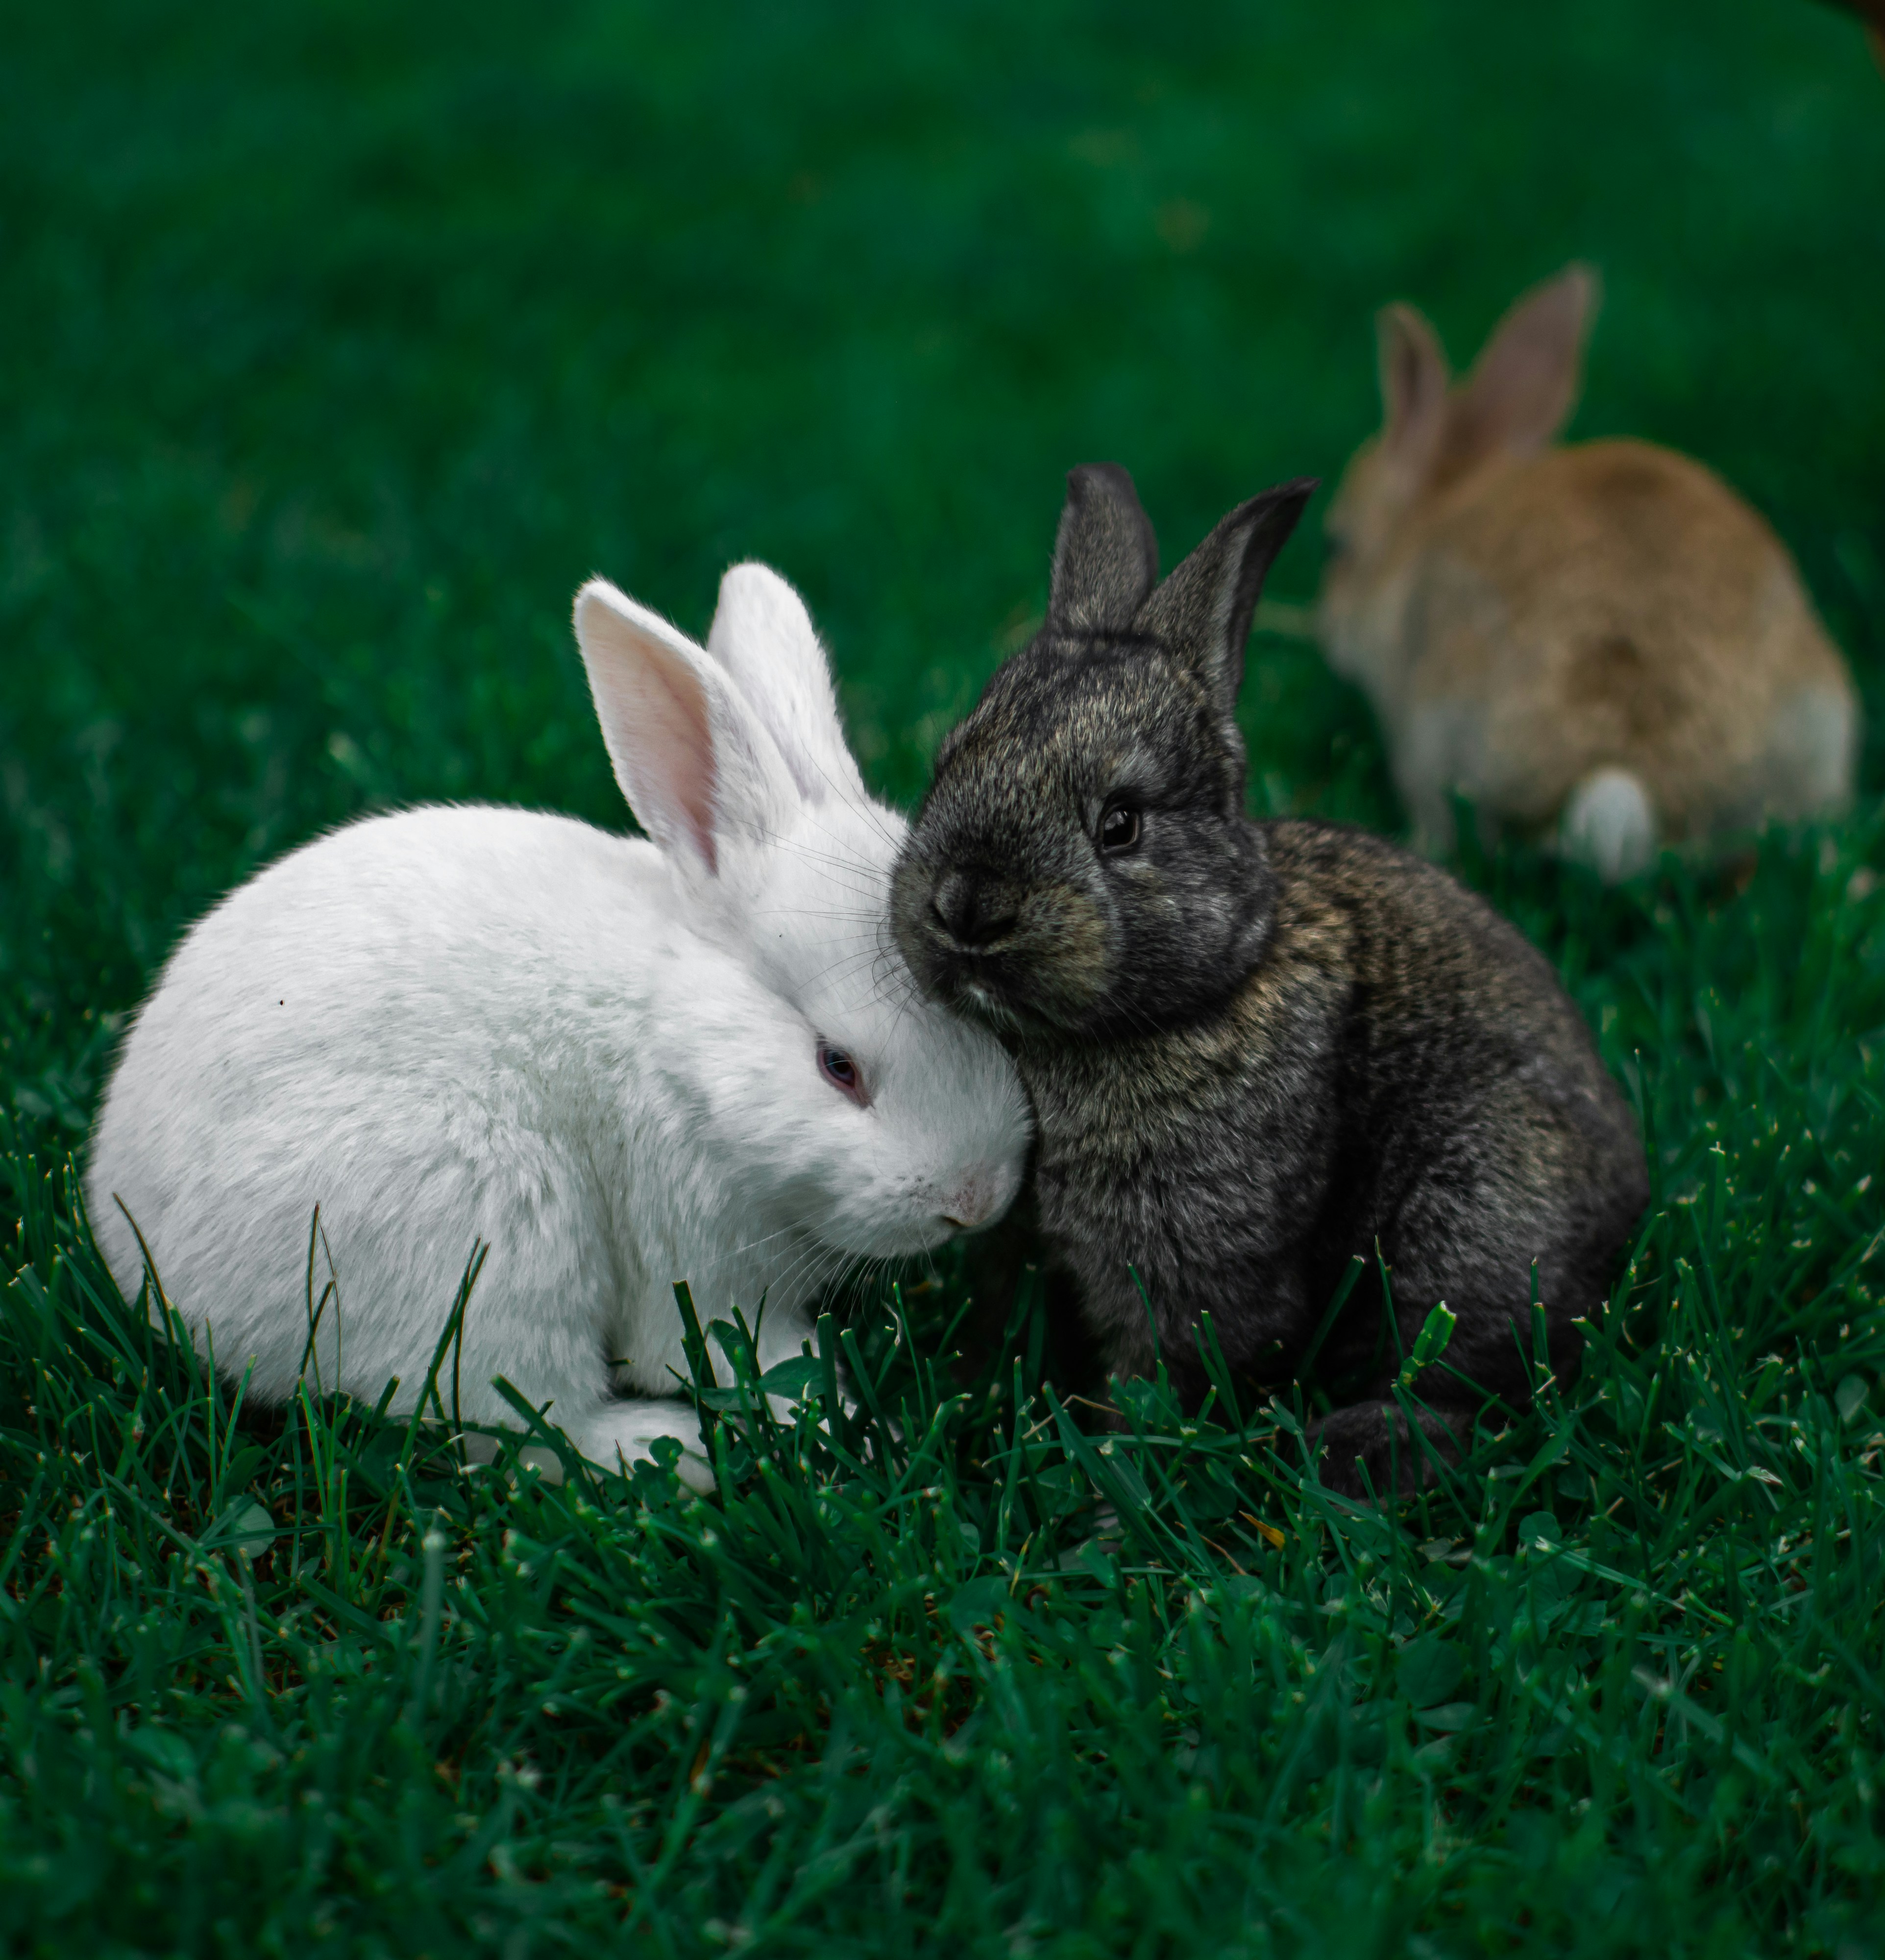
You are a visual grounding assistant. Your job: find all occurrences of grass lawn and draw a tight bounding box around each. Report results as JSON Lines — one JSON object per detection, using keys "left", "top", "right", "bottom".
{"left": 5, "top": 0, "right": 1885, "bottom": 1952}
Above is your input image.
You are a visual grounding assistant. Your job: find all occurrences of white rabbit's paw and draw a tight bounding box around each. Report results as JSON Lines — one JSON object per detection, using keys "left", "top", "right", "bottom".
{"left": 579, "top": 1400, "right": 716, "bottom": 1494}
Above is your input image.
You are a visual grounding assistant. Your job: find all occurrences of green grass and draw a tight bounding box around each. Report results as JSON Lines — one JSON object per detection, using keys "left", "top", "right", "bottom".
{"left": 4, "top": 0, "right": 1885, "bottom": 1952}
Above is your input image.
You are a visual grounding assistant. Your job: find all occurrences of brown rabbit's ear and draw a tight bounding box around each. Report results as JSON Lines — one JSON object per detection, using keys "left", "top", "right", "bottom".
{"left": 1377, "top": 302, "right": 1451, "bottom": 474}
{"left": 1048, "top": 463, "right": 1160, "bottom": 633}
{"left": 1135, "top": 479, "right": 1317, "bottom": 715}
{"left": 1448, "top": 264, "right": 1600, "bottom": 467}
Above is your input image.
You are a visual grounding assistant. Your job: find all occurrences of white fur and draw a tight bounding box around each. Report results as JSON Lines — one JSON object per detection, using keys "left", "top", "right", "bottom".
{"left": 1559, "top": 767, "right": 1657, "bottom": 882}
{"left": 86, "top": 564, "right": 1032, "bottom": 1491}
{"left": 1764, "top": 685, "right": 1858, "bottom": 819}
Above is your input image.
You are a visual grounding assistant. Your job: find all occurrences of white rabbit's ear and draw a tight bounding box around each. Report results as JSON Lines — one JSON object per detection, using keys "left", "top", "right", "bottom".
{"left": 1376, "top": 302, "right": 1451, "bottom": 478}
{"left": 705, "top": 564, "right": 867, "bottom": 806}
{"left": 573, "top": 577, "right": 799, "bottom": 875}
{"left": 1450, "top": 263, "right": 1599, "bottom": 465}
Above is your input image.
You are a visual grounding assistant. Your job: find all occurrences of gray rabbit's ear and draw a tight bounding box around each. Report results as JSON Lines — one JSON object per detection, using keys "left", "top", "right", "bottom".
{"left": 1135, "top": 479, "right": 1317, "bottom": 711}
{"left": 1047, "top": 463, "right": 1160, "bottom": 633}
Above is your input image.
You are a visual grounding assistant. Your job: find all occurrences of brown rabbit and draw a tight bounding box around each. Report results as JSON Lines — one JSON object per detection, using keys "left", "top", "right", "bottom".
{"left": 1317, "top": 265, "right": 1859, "bottom": 880}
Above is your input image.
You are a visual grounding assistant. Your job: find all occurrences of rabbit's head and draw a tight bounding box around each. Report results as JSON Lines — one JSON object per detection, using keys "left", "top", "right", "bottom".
{"left": 574, "top": 567, "right": 1030, "bottom": 1262}
{"left": 1318, "top": 264, "right": 1599, "bottom": 705}
{"left": 891, "top": 466, "right": 1312, "bottom": 1041}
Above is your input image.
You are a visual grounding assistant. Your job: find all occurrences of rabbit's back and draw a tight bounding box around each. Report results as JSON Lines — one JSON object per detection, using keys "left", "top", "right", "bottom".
{"left": 1266, "top": 821, "right": 1640, "bottom": 1202}
{"left": 1395, "top": 439, "right": 1855, "bottom": 838}
{"left": 1029, "top": 819, "right": 1640, "bottom": 1269}
{"left": 86, "top": 806, "right": 713, "bottom": 1412}
{"left": 1267, "top": 823, "right": 1642, "bottom": 1335}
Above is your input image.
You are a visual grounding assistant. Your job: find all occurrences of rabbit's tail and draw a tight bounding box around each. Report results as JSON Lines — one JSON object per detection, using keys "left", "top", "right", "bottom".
{"left": 1559, "top": 767, "right": 1656, "bottom": 883}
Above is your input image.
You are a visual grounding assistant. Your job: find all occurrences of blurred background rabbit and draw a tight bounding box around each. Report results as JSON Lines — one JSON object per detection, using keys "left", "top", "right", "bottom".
{"left": 1827, "top": 0, "right": 1885, "bottom": 71}
{"left": 1317, "top": 265, "right": 1861, "bottom": 879}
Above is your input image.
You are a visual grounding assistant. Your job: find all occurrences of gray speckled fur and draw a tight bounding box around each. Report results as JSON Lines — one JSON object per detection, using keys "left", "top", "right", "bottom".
{"left": 892, "top": 465, "right": 1649, "bottom": 1494}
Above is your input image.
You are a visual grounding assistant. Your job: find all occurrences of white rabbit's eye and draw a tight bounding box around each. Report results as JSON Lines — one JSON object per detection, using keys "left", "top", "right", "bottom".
{"left": 1099, "top": 802, "right": 1142, "bottom": 856}
{"left": 818, "top": 1041, "right": 869, "bottom": 1106}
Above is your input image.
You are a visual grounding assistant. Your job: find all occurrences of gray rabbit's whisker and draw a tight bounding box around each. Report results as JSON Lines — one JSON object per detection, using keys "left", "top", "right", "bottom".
{"left": 751, "top": 844, "right": 881, "bottom": 893}
{"left": 758, "top": 825, "right": 885, "bottom": 883}
{"left": 801, "top": 792, "right": 902, "bottom": 861}
{"left": 807, "top": 947, "right": 903, "bottom": 990}
{"left": 751, "top": 911, "right": 886, "bottom": 931}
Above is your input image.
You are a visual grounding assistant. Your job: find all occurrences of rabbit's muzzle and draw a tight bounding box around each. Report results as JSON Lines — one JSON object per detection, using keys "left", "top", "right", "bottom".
{"left": 893, "top": 858, "right": 1112, "bottom": 1037}
{"left": 938, "top": 1162, "right": 1015, "bottom": 1233}
{"left": 931, "top": 866, "right": 1020, "bottom": 950}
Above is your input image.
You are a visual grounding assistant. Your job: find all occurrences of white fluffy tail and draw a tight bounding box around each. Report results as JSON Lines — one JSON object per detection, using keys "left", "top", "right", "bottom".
{"left": 1560, "top": 767, "right": 1657, "bottom": 882}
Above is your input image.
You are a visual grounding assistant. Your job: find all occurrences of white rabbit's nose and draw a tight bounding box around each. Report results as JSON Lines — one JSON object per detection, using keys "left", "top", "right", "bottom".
{"left": 940, "top": 1167, "right": 1006, "bottom": 1233}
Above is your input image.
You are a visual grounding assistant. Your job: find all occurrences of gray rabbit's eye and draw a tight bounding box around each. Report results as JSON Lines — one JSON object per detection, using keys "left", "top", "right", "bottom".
{"left": 1098, "top": 802, "right": 1142, "bottom": 856}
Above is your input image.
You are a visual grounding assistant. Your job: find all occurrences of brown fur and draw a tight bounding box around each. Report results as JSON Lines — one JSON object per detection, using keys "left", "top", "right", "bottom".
{"left": 1319, "top": 267, "right": 1859, "bottom": 872}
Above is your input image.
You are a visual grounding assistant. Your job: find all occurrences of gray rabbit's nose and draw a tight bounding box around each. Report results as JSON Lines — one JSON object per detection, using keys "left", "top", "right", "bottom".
{"left": 932, "top": 869, "right": 1017, "bottom": 950}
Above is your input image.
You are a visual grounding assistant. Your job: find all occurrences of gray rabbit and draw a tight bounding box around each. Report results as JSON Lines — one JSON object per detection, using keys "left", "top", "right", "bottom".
{"left": 891, "top": 464, "right": 1649, "bottom": 1494}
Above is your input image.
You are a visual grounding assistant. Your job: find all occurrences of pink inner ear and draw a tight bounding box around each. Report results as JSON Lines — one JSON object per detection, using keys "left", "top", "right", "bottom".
{"left": 639, "top": 658, "right": 719, "bottom": 875}
{"left": 576, "top": 586, "right": 725, "bottom": 876}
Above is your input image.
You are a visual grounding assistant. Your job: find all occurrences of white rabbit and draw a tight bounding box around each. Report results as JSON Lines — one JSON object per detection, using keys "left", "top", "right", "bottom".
{"left": 85, "top": 564, "right": 1033, "bottom": 1491}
